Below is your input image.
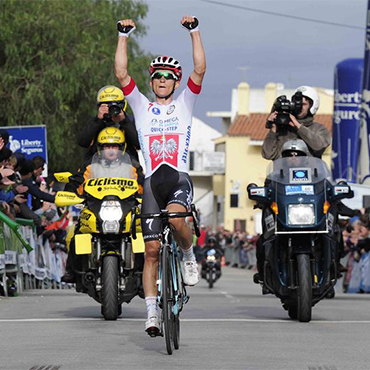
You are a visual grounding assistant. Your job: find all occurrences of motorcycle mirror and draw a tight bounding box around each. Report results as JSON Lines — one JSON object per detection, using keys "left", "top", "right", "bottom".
{"left": 247, "top": 184, "right": 268, "bottom": 202}
{"left": 54, "top": 172, "right": 73, "bottom": 183}
{"left": 332, "top": 183, "right": 354, "bottom": 201}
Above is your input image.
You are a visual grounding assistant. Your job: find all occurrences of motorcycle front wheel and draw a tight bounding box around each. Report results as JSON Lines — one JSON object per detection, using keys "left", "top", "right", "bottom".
{"left": 297, "top": 254, "right": 312, "bottom": 323}
{"left": 101, "top": 255, "right": 119, "bottom": 321}
{"left": 207, "top": 268, "right": 214, "bottom": 289}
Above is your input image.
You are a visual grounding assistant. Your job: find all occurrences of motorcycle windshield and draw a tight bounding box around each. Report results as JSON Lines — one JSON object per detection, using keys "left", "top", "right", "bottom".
{"left": 266, "top": 156, "right": 332, "bottom": 186}
{"left": 266, "top": 156, "right": 331, "bottom": 231}
{"left": 90, "top": 150, "right": 136, "bottom": 180}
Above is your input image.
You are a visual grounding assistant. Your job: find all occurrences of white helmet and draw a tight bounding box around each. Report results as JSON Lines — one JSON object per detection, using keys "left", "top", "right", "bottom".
{"left": 295, "top": 86, "right": 320, "bottom": 115}
{"left": 149, "top": 56, "right": 182, "bottom": 80}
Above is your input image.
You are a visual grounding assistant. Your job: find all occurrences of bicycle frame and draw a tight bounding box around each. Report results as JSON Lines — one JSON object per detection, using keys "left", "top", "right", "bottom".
{"left": 157, "top": 225, "right": 189, "bottom": 316}
{"left": 130, "top": 205, "right": 200, "bottom": 353}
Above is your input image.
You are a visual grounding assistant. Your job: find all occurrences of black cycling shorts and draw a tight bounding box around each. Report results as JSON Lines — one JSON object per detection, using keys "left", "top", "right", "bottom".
{"left": 141, "top": 164, "right": 193, "bottom": 242}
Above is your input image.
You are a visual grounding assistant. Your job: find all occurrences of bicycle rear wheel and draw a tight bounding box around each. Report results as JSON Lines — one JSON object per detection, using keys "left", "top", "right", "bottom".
{"left": 161, "top": 244, "right": 174, "bottom": 355}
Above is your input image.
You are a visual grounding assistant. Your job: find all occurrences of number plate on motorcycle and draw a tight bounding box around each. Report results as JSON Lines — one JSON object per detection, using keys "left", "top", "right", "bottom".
{"left": 285, "top": 185, "right": 314, "bottom": 195}
{"left": 75, "top": 234, "right": 92, "bottom": 255}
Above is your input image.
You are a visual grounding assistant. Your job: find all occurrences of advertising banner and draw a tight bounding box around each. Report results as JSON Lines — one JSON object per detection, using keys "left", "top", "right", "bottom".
{"left": 332, "top": 59, "right": 363, "bottom": 181}
{"left": 0, "top": 125, "right": 48, "bottom": 161}
{"left": 358, "top": 1, "right": 370, "bottom": 184}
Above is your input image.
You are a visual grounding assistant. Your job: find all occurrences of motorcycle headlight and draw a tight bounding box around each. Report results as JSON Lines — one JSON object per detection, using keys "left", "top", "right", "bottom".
{"left": 287, "top": 204, "right": 315, "bottom": 225}
{"left": 99, "top": 201, "right": 123, "bottom": 234}
{"left": 207, "top": 255, "right": 216, "bottom": 261}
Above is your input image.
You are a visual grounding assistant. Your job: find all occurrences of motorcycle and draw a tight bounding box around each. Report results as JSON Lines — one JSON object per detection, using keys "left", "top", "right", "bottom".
{"left": 55, "top": 150, "right": 144, "bottom": 320}
{"left": 201, "top": 248, "right": 222, "bottom": 289}
{"left": 248, "top": 155, "right": 353, "bottom": 322}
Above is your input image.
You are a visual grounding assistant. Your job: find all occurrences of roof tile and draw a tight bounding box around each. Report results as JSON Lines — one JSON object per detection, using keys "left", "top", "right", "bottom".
{"left": 228, "top": 114, "right": 333, "bottom": 140}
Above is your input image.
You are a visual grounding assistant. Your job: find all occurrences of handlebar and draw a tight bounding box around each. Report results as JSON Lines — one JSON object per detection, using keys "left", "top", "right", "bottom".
{"left": 130, "top": 204, "right": 200, "bottom": 240}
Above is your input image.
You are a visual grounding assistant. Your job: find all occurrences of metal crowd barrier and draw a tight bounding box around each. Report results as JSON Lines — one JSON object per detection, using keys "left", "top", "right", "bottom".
{"left": 0, "top": 212, "right": 68, "bottom": 297}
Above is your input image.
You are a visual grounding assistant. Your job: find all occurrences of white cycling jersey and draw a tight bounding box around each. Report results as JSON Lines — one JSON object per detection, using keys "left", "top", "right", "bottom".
{"left": 122, "top": 77, "right": 201, "bottom": 178}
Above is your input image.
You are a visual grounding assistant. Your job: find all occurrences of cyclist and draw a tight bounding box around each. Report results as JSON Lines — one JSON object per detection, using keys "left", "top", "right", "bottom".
{"left": 115, "top": 15, "right": 206, "bottom": 335}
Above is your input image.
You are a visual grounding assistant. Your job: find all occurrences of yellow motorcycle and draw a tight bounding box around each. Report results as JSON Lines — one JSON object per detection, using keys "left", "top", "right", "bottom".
{"left": 55, "top": 149, "right": 144, "bottom": 320}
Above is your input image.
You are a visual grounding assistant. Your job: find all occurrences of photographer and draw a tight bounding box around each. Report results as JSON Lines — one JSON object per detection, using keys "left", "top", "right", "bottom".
{"left": 78, "top": 85, "right": 140, "bottom": 164}
{"left": 262, "top": 86, "right": 331, "bottom": 160}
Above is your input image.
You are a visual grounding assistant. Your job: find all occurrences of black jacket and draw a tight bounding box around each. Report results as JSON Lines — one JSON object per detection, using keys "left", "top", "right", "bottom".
{"left": 23, "top": 175, "right": 56, "bottom": 209}
{"left": 78, "top": 114, "right": 140, "bottom": 163}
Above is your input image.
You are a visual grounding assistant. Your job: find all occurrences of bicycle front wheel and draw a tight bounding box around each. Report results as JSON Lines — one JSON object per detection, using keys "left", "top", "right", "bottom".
{"left": 173, "top": 256, "right": 181, "bottom": 350}
{"left": 161, "top": 244, "right": 174, "bottom": 355}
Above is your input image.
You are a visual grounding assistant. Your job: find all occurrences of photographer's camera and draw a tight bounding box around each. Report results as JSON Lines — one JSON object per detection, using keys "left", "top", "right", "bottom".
{"left": 103, "top": 102, "right": 124, "bottom": 123}
{"left": 266, "top": 91, "right": 303, "bottom": 129}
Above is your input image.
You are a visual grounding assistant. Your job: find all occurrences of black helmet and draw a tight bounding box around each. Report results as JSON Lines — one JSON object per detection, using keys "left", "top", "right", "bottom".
{"left": 207, "top": 236, "right": 217, "bottom": 244}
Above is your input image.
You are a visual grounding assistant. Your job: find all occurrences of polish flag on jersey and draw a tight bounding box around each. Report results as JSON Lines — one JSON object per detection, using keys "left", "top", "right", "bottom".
{"left": 149, "top": 134, "right": 179, "bottom": 171}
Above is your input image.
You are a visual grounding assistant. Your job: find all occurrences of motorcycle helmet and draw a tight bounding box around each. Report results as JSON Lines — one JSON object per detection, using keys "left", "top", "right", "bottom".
{"left": 96, "top": 85, "right": 127, "bottom": 112}
{"left": 97, "top": 127, "right": 126, "bottom": 153}
{"left": 149, "top": 56, "right": 182, "bottom": 81}
{"left": 281, "top": 139, "right": 310, "bottom": 157}
{"left": 294, "top": 86, "right": 320, "bottom": 115}
{"left": 207, "top": 236, "right": 217, "bottom": 245}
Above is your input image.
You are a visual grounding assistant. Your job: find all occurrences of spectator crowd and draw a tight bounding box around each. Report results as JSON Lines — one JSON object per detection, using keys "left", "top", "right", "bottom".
{"left": 0, "top": 128, "right": 69, "bottom": 255}
{"left": 193, "top": 224, "right": 258, "bottom": 271}
{"left": 341, "top": 212, "right": 370, "bottom": 293}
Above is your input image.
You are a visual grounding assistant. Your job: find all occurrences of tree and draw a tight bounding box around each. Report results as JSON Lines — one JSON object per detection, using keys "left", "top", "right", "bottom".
{"left": 0, "top": 0, "right": 152, "bottom": 172}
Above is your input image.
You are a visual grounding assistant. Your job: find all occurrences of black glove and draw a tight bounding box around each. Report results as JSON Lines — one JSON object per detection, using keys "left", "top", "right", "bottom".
{"left": 117, "top": 22, "right": 136, "bottom": 37}
{"left": 181, "top": 17, "right": 199, "bottom": 33}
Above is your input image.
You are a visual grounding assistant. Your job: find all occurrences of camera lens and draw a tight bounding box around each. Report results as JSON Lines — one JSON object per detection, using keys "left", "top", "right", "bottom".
{"left": 108, "top": 103, "right": 121, "bottom": 116}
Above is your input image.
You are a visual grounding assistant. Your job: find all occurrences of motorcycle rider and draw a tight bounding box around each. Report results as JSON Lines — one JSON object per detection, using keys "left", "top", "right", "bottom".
{"left": 256, "top": 87, "right": 330, "bottom": 284}
{"left": 115, "top": 15, "right": 206, "bottom": 335}
{"left": 201, "top": 236, "right": 224, "bottom": 279}
{"left": 262, "top": 86, "right": 331, "bottom": 160}
{"left": 61, "top": 127, "right": 142, "bottom": 284}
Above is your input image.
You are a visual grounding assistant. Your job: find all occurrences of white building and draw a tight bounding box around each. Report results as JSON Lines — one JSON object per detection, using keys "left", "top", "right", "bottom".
{"left": 188, "top": 117, "right": 223, "bottom": 227}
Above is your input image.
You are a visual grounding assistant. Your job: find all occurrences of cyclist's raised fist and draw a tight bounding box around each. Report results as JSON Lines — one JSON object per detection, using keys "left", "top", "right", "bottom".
{"left": 117, "top": 19, "right": 136, "bottom": 37}
{"left": 181, "top": 16, "right": 199, "bottom": 33}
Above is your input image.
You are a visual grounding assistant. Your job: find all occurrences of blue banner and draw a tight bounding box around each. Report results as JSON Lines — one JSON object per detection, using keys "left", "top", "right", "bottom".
{"left": 0, "top": 125, "right": 48, "bottom": 162}
{"left": 332, "top": 59, "right": 363, "bottom": 182}
{"left": 358, "top": 0, "right": 370, "bottom": 184}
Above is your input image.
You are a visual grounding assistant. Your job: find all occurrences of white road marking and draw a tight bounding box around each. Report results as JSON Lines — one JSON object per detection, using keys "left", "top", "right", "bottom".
{"left": 1, "top": 318, "right": 370, "bottom": 324}
{"left": 220, "top": 290, "right": 240, "bottom": 303}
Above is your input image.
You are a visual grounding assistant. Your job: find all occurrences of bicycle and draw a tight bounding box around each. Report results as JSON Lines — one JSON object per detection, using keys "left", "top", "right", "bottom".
{"left": 131, "top": 204, "right": 200, "bottom": 355}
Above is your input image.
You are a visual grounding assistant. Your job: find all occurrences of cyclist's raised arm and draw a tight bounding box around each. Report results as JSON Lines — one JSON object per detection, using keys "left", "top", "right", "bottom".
{"left": 181, "top": 16, "right": 206, "bottom": 86}
{"left": 115, "top": 19, "right": 136, "bottom": 89}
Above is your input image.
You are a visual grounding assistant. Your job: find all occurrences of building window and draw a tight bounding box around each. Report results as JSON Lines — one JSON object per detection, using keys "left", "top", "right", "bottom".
{"left": 364, "top": 195, "right": 370, "bottom": 209}
{"left": 189, "top": 151, "right": 195, "bottom": 171}
{"left": 230, "top": 194, "right": 239, "bottom": 208}
{"left": 234, "top": 219, "right": 246, "bottom": 232}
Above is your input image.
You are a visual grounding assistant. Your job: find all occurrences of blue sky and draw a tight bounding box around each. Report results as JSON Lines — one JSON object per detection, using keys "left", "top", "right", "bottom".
{"left": 139, "top": 0, "right": 367, "bottom": 130}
